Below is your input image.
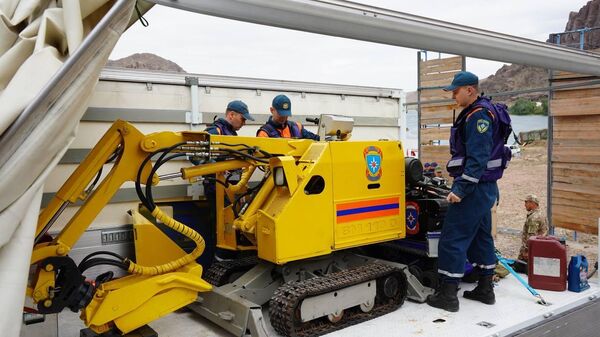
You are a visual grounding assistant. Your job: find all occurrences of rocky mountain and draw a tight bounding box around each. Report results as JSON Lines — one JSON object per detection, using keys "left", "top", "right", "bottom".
{"left": 479, "top": 0, "right": 600, "bottom": 103}
{"left": 478, "top": 64, "right": 548, "bottom": 102}
{"left": 409, "top": 1, "right": 600, "bottom": 104}
{"left": 557, "top": 0, "right": 600, "bottom": 49}
{"left": 106, "top": 53, "right": 185, "bottom": 73}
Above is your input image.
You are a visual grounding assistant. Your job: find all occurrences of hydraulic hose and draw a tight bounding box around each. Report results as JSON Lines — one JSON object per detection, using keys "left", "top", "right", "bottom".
{"left": 128, "top": 141, "right": 262, "bottom": 276}
{"left": 227, "top": 166, "right": 256, "bottom": 194}
{"left": 126, "top": 207, "right": 205, "bottom": 276}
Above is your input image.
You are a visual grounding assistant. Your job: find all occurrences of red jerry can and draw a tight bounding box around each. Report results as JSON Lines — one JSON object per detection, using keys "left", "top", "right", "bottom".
{"left": 528, "top": 236, "right": 567, "bottom": 291}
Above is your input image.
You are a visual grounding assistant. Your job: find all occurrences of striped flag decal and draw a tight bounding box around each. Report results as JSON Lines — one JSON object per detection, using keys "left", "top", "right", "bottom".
{"left": 336, "top": 197, "right": 400, "bottom": 224}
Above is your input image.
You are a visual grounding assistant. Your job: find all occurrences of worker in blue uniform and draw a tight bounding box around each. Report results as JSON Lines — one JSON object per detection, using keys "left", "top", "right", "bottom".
{"left": 427, "top": 71, "right": 511, "bottom": 312}
{"left": 257, "top": 94, "right": 319, "bottom": 140}
{"left": 201, "top": 99, "right": 255, "bottom": 191}
{"left": 205, "top": 100, "right": 254, "bottom": 136}
{"left": 201, "top": 100, "right": 255, "bottom": 260}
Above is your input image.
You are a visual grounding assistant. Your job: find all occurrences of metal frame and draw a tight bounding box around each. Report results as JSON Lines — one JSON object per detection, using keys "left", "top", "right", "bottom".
{"left": 147, "top": 0, "right": 600, "bottom": 75}
{"left": 83, "top": 107, "right": 401, "bottom": 126}
{"left": 549, "top": 26, "right": 600, "bottom": 50}
{"left": 398, "top": 90, "right": 407, "bottom": 154}
{"left": 405, "top": 78, "right": 600, "bottom": 107}
{"left": 185, "top": 76, "right": 202, "bottom": 130}
{"left": 547, "top": 69, "right": 554, "bottom": 235}
{"left": 0, "top": 0, "right": 135, "bottom": 170}
{"left": 100, "top": 68, "right": 402, "bottom": 98}
{"left": 416, "top": 51, "right": 422, "bottom": 158}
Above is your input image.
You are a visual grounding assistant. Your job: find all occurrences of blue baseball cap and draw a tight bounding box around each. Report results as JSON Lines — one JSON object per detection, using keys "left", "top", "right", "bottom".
{"left": 272, "top": 94, "right": 292, "bottom": 116}
{"left": 443, "top": 71, "right": 479, "bottom": 91}
{"left": 227, "top": 100, "right": 254, "bottom": 121}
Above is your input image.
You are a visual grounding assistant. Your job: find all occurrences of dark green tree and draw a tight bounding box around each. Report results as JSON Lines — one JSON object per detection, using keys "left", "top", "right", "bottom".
{"left": 509, "top": 98, "right": 548, "bottom": 115}
{"left": 510, "top": 98, "right": 536, "bottom": 115}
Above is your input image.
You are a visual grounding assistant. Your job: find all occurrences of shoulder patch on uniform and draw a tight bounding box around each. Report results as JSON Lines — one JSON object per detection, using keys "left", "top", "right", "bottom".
{"left": 476, "top": 119, "right": 490, "bottom": 133}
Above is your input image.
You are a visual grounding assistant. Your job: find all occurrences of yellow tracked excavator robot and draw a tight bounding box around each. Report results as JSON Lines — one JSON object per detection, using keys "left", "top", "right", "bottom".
{"left": 28, "top": 115, "right": 433, "bottom": 337}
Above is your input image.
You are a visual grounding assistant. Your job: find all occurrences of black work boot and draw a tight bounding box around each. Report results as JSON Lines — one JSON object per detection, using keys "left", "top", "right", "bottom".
{"left": 427, "top": 282, "right": 459, "bottom": 312}
{"left": 463, "top": 274, "right": 495, "bottom": 305}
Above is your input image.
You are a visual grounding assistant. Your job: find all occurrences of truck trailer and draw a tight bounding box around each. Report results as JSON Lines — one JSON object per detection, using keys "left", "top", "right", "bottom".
{"left": 4, "top": 1, "right": 600, "bottom": 337}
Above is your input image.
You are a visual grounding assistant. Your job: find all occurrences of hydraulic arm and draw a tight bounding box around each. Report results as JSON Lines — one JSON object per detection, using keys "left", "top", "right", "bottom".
{"left": 27, "top": 119, "right": 313, "bottom": 334}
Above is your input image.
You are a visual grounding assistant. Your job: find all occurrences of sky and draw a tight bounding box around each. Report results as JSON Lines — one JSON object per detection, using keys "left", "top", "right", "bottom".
{"left": 110, "top": 0, "right": 590, "bottom": 91}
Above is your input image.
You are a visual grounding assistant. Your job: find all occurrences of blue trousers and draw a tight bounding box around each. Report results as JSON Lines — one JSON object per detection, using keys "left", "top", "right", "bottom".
{"left": 438, "top": 181, "right": 498, "bottom": 281}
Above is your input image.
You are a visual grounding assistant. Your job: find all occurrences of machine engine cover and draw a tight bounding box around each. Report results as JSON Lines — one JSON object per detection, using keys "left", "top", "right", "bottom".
{"left": 407, "top": 198, "right": 448, "bottom": 238}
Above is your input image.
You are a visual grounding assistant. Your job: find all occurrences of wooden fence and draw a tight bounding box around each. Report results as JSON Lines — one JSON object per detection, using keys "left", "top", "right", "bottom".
{"left": 550, "top": 70, "right": 600, "bottom": 234}
{"left": 417, "top": 54, "right": 464, "bottom": 175}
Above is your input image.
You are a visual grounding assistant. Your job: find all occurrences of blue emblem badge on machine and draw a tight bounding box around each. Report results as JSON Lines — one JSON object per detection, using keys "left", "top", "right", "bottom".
{"left": 364, "top": 146, "right": 383, "bottom": 181}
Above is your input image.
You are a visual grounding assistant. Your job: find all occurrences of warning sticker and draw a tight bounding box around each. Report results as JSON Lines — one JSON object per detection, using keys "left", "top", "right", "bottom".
{"left": 533, "top": 257, "right": 561, "bottom": 277}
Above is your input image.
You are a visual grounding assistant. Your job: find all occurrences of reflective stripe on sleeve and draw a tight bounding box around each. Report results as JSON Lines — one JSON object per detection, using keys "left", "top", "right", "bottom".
{"left": 476, "top": 264, "right": 497, "bottom": 270}
{"left": 487, "top": 158, "right": 502, "bottom": 169}
{"left": 461, "top": 174, "right": 479, "bottom": 183}
{"left": 438, "top": 269, "right": 464, "bottom": 278}
{"left": 447, "top": 158, "right": 464, "bottom": 167}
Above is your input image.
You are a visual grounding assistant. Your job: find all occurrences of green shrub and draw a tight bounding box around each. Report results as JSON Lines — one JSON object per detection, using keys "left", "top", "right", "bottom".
{"left": 509, "top": 98, "right": 547, "bottom": 115}
{"left": 540, "top": 98, "right": 548, "bottom": 115}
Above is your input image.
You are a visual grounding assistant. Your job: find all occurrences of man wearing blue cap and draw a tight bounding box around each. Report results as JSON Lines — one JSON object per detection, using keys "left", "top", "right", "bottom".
{"left": 205, "top": 100, "right": 255, "bottom": 136}
{"left": 201, "top": 100, "right": 254, "bottom": 261}
{"left": 427, "top": 71, "right": 510, "bottom": 312}
{"left": 256, "top": 94, "right": 319, "bottom": 140}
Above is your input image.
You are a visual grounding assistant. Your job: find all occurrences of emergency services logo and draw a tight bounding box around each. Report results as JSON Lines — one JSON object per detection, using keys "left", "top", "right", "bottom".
{"left": 477, "top": 119, "right": 490, "bottom": 133}
{"left": 282, "top": 103, "right": 289, "bottom": 109}
{"left": 363, "top": 146, "right": 383, "bottom": 181}
{"left": 405, "top": 201, "right": 420, "bottom": 235}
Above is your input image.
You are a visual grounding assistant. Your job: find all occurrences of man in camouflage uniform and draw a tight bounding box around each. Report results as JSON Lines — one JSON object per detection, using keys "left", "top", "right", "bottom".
{"left": 518, "top": 194, "right": 548, "bottom": 261}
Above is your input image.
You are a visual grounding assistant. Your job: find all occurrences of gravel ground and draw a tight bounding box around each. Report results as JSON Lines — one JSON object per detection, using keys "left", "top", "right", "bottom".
{"left": 494, "top": 140, "right": 598, "bottom": 265}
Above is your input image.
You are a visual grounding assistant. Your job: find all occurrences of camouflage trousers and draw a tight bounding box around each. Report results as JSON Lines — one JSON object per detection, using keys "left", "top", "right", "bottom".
{"left": 518, "top": 246, "right": 528, "bottom": 261}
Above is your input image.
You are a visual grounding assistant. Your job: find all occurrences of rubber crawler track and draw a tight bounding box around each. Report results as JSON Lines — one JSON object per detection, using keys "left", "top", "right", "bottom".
{"left": 269, "top": 263, "right": 407, "bottom": 337}
{"left": 203, "top": 255, "right": 259, "bottom": 286}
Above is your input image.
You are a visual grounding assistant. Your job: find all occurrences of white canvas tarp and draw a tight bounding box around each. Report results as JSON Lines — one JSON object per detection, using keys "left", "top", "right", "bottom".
{"left": 0, "top": 1, "right": 140, "bottom": 335}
